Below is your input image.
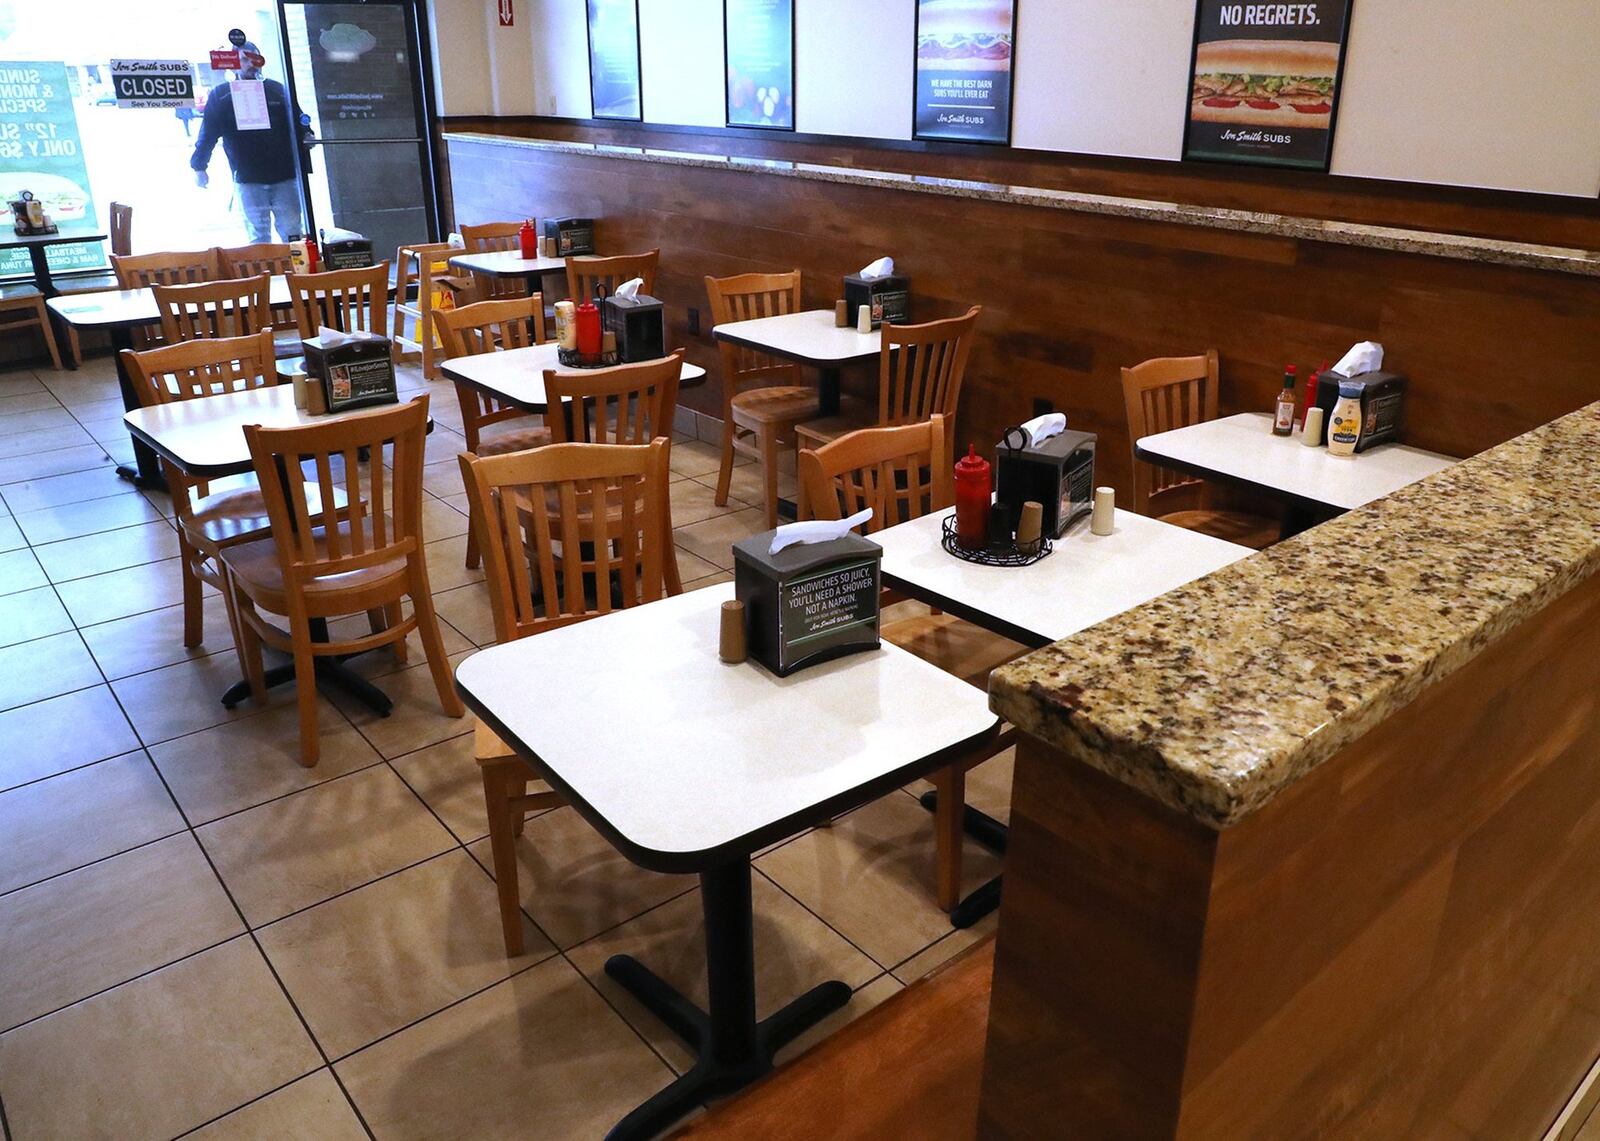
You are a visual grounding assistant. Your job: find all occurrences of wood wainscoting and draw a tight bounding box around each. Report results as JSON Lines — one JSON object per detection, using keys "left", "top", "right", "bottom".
{"left": 979, "top": 568, "right": 1600, "bottom": 1138}
{"left": 444, "top": 131, "right": 1600, "bottom": 501}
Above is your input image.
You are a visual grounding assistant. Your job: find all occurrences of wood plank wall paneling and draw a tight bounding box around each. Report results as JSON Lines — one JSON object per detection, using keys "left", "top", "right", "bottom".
{"left": 979, "top": 566, "right": 1600, "bottom": 1139}
{"left": 446, "top": 133, "right": 1600, "bottom": 501}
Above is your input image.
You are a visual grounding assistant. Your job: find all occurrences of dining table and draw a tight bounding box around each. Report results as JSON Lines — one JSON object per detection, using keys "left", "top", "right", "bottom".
{"left": 1, "top": 224, "right": 108, "bottom": 296}
{"left": 711, "top": 309, "right": 880, "bottom": 418}
{"left": 446, "top": 249, "right": 570, "bottom": 300}
{"left": 454, "top": 584, "right": 999, "bottom": 1140}
{"left": 439, "top": 341, "right": 707, "bottom": 414}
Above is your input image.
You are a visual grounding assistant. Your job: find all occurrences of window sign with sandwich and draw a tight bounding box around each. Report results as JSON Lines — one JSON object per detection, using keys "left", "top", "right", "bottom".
{"left": 1182, "top": 0, "right": 1353, "bottom": 171}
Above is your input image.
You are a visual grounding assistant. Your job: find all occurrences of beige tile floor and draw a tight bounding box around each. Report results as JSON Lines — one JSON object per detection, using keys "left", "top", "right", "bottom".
{"left": 0, "top": 352, "right": 1014, "bottom": 1139}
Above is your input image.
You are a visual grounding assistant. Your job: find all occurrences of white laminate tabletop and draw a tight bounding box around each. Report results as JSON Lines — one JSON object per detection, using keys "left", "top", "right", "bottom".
{"left": 1136, "top": 412, "right": 1457, "bottom": 513}
{"left": 48, "top": 277, "right": 294, "bottom": 330}
{"left": 124, "top": 387, "right": 431, "bottom": 477}
{"left": 454, "top": 585, "right": 1000, "bottom": 871}
{"left": 439, "top": 343, "right": 707, "bottom": 411}
{"left": 713, "top": 310, "right": 881, "bottom": 366}
{"left": 876, "top": 508, "right": 1251, "bottom": 647}
{"left": 448, "top": 250, "right": 569, "bottom": 277}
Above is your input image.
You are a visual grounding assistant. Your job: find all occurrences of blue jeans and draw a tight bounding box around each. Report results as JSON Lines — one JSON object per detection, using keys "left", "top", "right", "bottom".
{"left": 238, "top": 179, "right": 304, "bottom": 243}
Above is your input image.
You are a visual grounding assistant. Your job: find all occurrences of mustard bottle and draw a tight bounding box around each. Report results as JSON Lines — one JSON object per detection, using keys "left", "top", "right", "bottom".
{"left": 1327, "top": 380, "right": 1362, "bottom": 457}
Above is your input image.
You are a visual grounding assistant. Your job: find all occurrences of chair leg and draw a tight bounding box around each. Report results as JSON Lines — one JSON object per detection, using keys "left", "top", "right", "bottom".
{"left": 180, "top": 541, "right": 205, "bottom": 648}
{"left": 386, "top": 601, "right": 408, "bottom": 663}
{"left": 412, "top": 584, "right": 465, "bottom": 717}
{"left": 288, "top": 618, "right": 321, "bottom": 767}
{"left": 33, "top": 300, "right": 62, "bottom": 371}
{"left": 237, "top": 604, "right": 269, "bottom": 706}
{"left": 759, "top": 426, "right": 780, "bottom": 529}
{"left": 481, "top": 759, "right": 526, "bottom": 957}
{"left": 66, "top": 324, "right": 83, "bottom": 369}
{"left": 512, "top": 775, "right": 530, "bottom": 837}
{"left": 933, "top": 766, "right": 966, "bottom": 912}
{"left": 465, "top": 510, "right": 481, "bottom": 570}
{"left": 713, "top": 417, "right": 737, "bottom": 507}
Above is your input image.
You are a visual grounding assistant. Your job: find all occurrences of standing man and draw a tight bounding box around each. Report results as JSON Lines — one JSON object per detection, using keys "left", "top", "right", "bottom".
{"left": 190, "top": 43, "right": 314, "bottom": 243}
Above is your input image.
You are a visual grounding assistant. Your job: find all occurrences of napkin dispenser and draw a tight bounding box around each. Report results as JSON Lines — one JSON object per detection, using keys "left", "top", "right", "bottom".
{"left": 1313, "top": 369, "right": 1406, "bottom": 452}
{"left": 320, "top": 236, "right": 374, "bottom": 271}
{"left": 733, "top": 530, "right": 882, "bottom": 677}
{"left": 995, "top": 426, "right": 1096, "bottom": 537}
{"left": 843, "top": 273, "right": 910, "bottom": 329}
{"left": 543, "top": 217, "right": 595, "bottom": 257}
{"left": 602, "top": 292, "right": 666, "bottom": 363}
{"left": 303, "top": 331, "right": 398, "bottom": 413}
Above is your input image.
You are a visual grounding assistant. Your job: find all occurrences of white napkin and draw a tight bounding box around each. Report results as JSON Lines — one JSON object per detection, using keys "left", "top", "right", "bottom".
{"left": 321, "top": 226, "right": 363, "bottom": 242}
{"left": 447, "top": 232, "right": 464, "bottom": 247}
{"left": 1332, "top": 340, "right": 1383, "bottom": 377}
{"left": 615, "top": 277, "right": 644, "bottom": 300}
{"left": 315, "top": 324, "right": 385, "bottom": 348}
{"left": 1019, "top": 411, "right": 1065, "bottom": 446}
{"left": 857, "top": 256, "right": 894, "bottom": 280}
{"left": 768, "top": 508, "right": 873, "bottom": 555}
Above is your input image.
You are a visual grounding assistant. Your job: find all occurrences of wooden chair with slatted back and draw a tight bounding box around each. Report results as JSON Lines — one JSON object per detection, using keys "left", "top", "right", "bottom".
{"left": 704, "top": 271, "right": 818, "bottom": 528}
{"left": 458, "top": 437, "right": 671, "bottom": 954}
{"left": 544, "top": 353, "right": 685, "bottom": 593}
{"left": 435, "top": 295, "right": 553, "bottom": 569}
{"left": 109, "top": 202, "right": 133, "bottom": 256}
{"left": 394, "top": 240, "right": 471, "bottom": 379}
{"left": 0, "top": 287, "right": 63, "bottom": 370}
{"left": 217, "top": 243, "right": 294, "bottom": 277}
{"left": 1120, "top": 351, "right": 1278, "bottom": 550}
{"left": 565, "top": 250, "right": 659, "bottom": 305}
{"left": 222, "top": 395, "right": 463, "bottom": 766}
{"left": 799, "top": 414, "right": 1026, "bottom": 911}
{"left": 60, "top": 203, "right": 132, "bottom": 366}
{"left": 286, "top": 261, "right": 391, "bottom": 343}
{"left": 796, "top": 307, "right": 982, "bottom": 461}
{"left": 122, "top": 330, "right": 283, "bottom": 651}
{"left": 460, "top": 221, "right": 528, "bottom": 301}
{"left": 113, "top": 249, "right": 221, "bottom": 348}
{"left": 152, "top": 274, "right": 273, "bottom": 344}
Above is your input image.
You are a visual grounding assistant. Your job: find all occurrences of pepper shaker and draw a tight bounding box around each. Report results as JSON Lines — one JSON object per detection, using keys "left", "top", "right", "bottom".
{"left": 834, "top": 300, "right": 849, "bottom": 328}
{"left": 1091, "top": 486, "right": 1115, "bottom": 536}
{"left": 719, "top": 600, "right": 747, "bottom": 664}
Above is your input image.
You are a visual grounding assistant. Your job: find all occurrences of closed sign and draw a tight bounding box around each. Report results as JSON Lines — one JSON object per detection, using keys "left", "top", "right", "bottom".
{"left": 109, "top": 59, "right": 196, "bottom": 108}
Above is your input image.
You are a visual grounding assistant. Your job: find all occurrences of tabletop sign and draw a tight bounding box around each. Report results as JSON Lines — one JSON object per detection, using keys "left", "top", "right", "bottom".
{"left": 304, "top": 333, "right": 398, "bottom": 413}
{"left": 1182, "top": 0, "right": 1353, "bottom": 171}
{"left": 109, "top": 59, "right": 196, "bottom": 109}
{"left": 913, "top": 0, "right": 1018, "bottom": 145}
{"left": 724, "top": 0, "right": 794, "bottom": 130}
{"left": 734, "top": 531, "right": 882, "bottom": 677}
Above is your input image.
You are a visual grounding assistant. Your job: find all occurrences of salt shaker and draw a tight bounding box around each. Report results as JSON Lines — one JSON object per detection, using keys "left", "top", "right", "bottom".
{"left": 1302, "top": 406, "right": 1325, "bottom": 447}
{"left": 856, "top": 304, "right": 872, "bottom": 334}
{"left": 1091, "top": 486, "right": 1115, "bottom": 536}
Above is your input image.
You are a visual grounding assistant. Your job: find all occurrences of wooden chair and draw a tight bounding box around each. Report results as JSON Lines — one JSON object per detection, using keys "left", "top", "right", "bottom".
{"left": 1120, "top": 351, "right": 1278, "bottom": 550}
{"left": 287, "top": 261, "right": 391, "bottom": 339}
{"left": 109, "top": 201, "right": 133, "bottom": 257}
{"left": 222, "top": 395, "right": 463, "bottom": 766}
{"left": 0, "top": 287, "right": 63, "bottom": 370}
{"left": 565, "top": 250, "right": 658, "bottom": 304}
{"left": 113, "top": 249, "right": 221, "bottom": 349}
{"left": 544, "top": 354, "right": 685, "bottom": 593}
{"left": 153, "top": 274, "right": 273, "bottom": 343}
{"left": 436, "top": 295, "right": 554, "bottom": 569}
{"left": 394, "top": 240, "right": 471, "bottom": 379}
{"left": 799, "top": 415, "right": 1025, "bottom": 911}
{"left": 121, "top": 330, "right": 285, "bottom": 650}
{"left": 217, "top": 243, "right": 294, "bottom": 277}
{"left": 796, "top": 307, "right": 982, "bottom": 458}
{"left": 460, "top": 221, "right": 528, "bottom": 301}
{"left": 61, "top": 201, "right": 132, "bottom": 365}
{"left": 704, "top": 271, "right": 819, "bottom": 528}
{"left": 457, "top": 437, "right": 671, "bottom": 954}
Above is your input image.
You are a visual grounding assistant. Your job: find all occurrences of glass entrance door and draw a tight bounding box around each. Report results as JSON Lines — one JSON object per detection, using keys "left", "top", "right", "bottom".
{"left": 279, "top": 0, "right": 436, "bottom": 264}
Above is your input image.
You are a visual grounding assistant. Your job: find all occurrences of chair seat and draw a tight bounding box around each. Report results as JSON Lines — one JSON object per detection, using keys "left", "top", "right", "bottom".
{"left": 185, "top": 481, "right": 348, "bottom": 547}
{"left": 0, "top": 284, "right": 44, "bottom": 305}
{"left": 222, "top": 520, "right": 409, "bottom": 612}
{"left": 794, "top": 397, "right": 876, "bottom": 450}
{"left": 1157, "top": 508, "right": 1279, "bottom": 551}
{"left": 477, "top": 426, "right": 553, "bottom": 456}
{"left": 730, "top": 385, "right": 820, "bottom": 430}
{"left": 882, "top": 606, "right": 1027, "bottom": 688}
{"left": 473, "top": 722, "right": 557, "bottom": 791}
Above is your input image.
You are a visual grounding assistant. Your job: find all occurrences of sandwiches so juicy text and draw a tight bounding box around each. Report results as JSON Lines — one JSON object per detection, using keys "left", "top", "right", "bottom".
{"left": 1190, "top": 39, "right": 1337, "bottom": 127}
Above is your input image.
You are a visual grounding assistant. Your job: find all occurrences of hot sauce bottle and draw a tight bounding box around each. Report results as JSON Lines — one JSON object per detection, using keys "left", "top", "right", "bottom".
{"left": 1273, "top": 365, "right": 1297, "bottom": 436}
{"left": 954, "top": 445, "right": 992, "bottom": 551}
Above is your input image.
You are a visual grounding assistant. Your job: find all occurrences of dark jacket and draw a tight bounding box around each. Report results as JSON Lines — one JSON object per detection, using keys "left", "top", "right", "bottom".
{"left": 190, "top": 79, "right": 310, "bottom": 185}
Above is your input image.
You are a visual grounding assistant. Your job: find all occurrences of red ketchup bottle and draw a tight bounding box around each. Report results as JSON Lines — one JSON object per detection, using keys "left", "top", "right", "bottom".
{"left": 575, "top": 295, "right": 603, "bottom": 359}
{"left": 518, "top": 218, "right": 537, "bottom": 259}
{"left": 304, "top": 235, "right": 320, "bottom": 273}
{"left": 953, "top": 445, "right": 992, "bottom": 551}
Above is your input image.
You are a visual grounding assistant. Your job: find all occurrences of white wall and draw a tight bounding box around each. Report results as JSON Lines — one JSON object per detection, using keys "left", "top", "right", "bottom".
{"left": 431, "top": 0, "right": 1600, "bottom": 197}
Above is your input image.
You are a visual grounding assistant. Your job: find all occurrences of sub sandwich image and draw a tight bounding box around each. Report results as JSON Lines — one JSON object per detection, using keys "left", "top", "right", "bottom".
{"left": 1190, "top": 39, "right": 1337, "bottom": 127}
{"left": 916, "top": 0, "right": 1013, "bottom": 71}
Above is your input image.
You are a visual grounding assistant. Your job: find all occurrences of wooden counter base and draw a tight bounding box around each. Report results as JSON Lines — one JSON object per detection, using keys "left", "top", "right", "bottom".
{"left": 980, "top": 569, "right": 1600, "bottom": 1137}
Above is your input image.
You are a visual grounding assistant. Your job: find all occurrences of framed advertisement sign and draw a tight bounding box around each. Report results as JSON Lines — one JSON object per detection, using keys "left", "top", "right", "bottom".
{"left": 1182, "top": 0, "right": 1354, "bottom": 171}
{"left": 724, "top": 0, "right": 794, "bottom": 130}
{"left": 0, "top": 61, "right": 105, "bottom": 279}
{"left": 913, "top": 0, "right": 1018, "bottom": 145}
{"left": 587, "top": 0, "right": 642, "bottom": 121}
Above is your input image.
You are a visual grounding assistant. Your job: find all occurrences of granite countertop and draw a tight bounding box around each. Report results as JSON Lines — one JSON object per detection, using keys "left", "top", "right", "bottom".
{"left": 987, "top": 401, "right": 1600, "bottom": 829}
{"left": 445, "top": 131, "right": 1600, "bottom": 278}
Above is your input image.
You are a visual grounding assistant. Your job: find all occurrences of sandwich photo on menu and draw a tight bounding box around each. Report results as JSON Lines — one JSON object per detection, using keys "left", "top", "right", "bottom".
{"left": 1190, "top": 39, "right": 1338, "bottom": 129}
{"left": 916, "top": 0, "right": 1013, "bottom": 71}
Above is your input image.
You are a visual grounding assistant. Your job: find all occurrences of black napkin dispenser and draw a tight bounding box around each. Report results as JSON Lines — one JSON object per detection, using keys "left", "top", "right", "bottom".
{"left": 843, "top": 274, "right": 910, "bottom": 329}
{"left": 543, "top": 217, "right": 595, "bottom": 256}
{"left": 733, "top": 530, "right": 882, "bottom": 677}
{"left": 1313, "top": 369, "right": 1407, "bottom": 452}
{"left": 602, "top": 292, "right": 666, "bottom": 363}
{"left": 995, "top": 426, "right": 1096, "bottom": 537}
{"left": 302, "top": 332, "right": 398, "bottom": 413}
{"left": 320, "top": 236, "right": 374, "bottom": 271}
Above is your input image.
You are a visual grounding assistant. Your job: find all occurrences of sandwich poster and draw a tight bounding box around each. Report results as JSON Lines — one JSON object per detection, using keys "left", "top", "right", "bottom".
{"left": 1183, "top": 0, "right": 1353, "bottom": 170}
{"left": 914, "top": 0, "right": 1017, "bottom": 145}
{"left": 725, "top": 0, "right": 794, "bottom": 130}
{"left": 587, "top": 0, "right": 642, "bottom": 120}
{"left": 0, "top": 61, "right": 104, "bottom": 278}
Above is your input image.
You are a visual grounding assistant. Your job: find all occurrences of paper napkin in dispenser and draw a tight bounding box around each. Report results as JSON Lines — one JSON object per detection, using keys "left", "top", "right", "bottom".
{"left": 768, "top": 508, "right": 874, "bottom": 554}
{"left": 614, "top": 277, "right": 644, "bottom": 300}
{"left": 858, "top": 257, "right": 895, "bottom": 280}
{"left": 1333, "top": 341, "right": 1384, "bottom": 377}
{"left": 1018, "top": 412, "right": 1066, "bottom": 446}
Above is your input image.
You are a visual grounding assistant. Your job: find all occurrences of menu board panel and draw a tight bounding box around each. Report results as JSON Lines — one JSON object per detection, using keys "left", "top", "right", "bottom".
{"left": 1183, "top": 0, "right": 1353, "bottom": 170}
{"left": 724, "top": 0, "right": 794, "bottom": 130}
{"left": 587, "top": 0, "right": 642, "bottom": 121}
{"left": 913, "top": 0, "right": 1018, "bottom": 145}
{"left": 0, "top": 61, "right": 105, "bottom": 277}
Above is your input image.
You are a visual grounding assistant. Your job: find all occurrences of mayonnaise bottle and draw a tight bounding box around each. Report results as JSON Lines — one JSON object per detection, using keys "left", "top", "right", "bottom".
{"left": 1326, "top": 380, "right": 1363, "bottom": 457}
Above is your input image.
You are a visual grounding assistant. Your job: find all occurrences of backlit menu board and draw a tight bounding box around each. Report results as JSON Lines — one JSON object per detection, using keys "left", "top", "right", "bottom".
{"left": 724, "top": 0, "right": 794, "bottom": 130}
{"left": 913, "top": 0, "right": 1017, "bottom": 145}
{"left": 1183, "top": 0, "right": 1353, "bottom": 170}
{"left": 587, "top": 0, "right": 642, "bottom": 120}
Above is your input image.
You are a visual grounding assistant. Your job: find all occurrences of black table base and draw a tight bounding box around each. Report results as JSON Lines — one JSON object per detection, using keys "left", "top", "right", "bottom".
{"left": 110, "top": 324, "right": 166, "bottom": 489}
{"left": 918, "top": 789, "right": 1009, "bottom": 929}
{"left": 219, "top": 617, "right": 394, "bottom": 717}
{"left": 603, "top": 860, "right": 851, "bottom": 1140}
